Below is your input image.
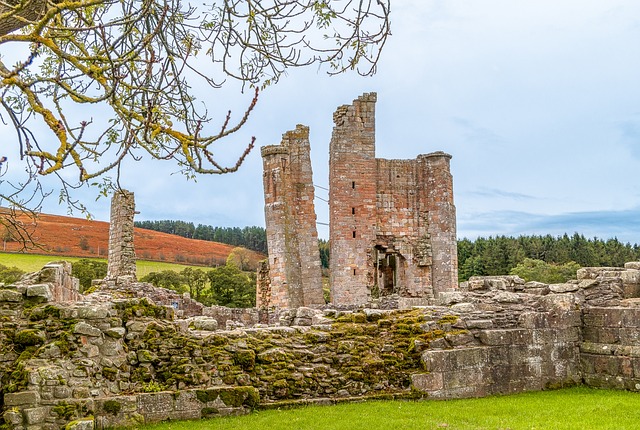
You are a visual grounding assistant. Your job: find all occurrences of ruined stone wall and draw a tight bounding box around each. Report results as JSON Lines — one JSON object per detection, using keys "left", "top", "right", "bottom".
{"left": 106, "top": 190, "right": 136, "bottom": 281}
{"left": 0, "top": 278, "right": 586, "bottom": 430}
{"left": 329, "top": 93, "right": 379, "bottom": 305}
{"left": 8, "top": 262, "right": 640, "bottom": 429}
{"left": 419, "top": 153, "right": 458, "bottom": 294}
{"left": 328, "top": 94, "right": 457, "bottom": 306}
{"left": 261, "top": 126, "right": 324, "bottom": 308}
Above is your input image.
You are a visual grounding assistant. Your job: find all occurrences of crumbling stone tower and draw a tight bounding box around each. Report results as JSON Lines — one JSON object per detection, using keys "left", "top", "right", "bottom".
{"left": 260, "top": 125, "right": 325, "bottom": 308}
{"left": 329, "top": 93, "right": 458, "bottom": 305}
{"left": 106, "top": 189, "right": 137, "bottom": 281}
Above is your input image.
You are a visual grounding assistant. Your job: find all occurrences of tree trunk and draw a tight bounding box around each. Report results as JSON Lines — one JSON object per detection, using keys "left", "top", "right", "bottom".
{"left": 0, "top": 0, "right": 48, "bottom": 37}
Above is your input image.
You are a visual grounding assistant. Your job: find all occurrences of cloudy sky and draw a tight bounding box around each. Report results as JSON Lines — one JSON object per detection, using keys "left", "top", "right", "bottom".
{"left": 3, "top": 0, "right": 640, "bottom": 243}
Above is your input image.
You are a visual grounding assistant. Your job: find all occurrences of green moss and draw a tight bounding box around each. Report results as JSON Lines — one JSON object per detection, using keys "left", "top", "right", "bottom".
{"left": 102, "top": 367, "right": 118, "bottom": 381}
{"left": 28, "top": 304, "right": 61, "bottom": 321}
{"left": 53, "top": 402, "right": 79, "bottom": 420}
{"left": 116, "top": 298, "right": 168, "bottom": 321}
{"left": 201, "top": 407, "right": 219, "bottom": 417}
{"left": 103, "top": 400, "right": 122, "bottom": 415}
{"left": 14, "top": 329, "right": 44, "bottom": 346}
{"left": 437, "top": 314, "right": 459, "bottom": 325}
{"left": 353, "top": 313, "right": 367, "bottom": 324}
{"left": 233, "top": 349, "right": 256, "bottom": 370}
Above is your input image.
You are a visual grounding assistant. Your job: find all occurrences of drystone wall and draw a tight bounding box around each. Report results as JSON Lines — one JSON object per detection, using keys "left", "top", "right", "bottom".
{"left": 3, "top": 262, "right": 640, "bottom": 429}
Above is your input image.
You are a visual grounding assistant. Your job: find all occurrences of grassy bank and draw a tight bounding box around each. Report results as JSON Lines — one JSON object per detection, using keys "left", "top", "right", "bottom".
{"left": 139, "top": 387, "right": 640, "bottom": 430}
{"left": 0, "top": 252, "right": 198, "bottom": 278}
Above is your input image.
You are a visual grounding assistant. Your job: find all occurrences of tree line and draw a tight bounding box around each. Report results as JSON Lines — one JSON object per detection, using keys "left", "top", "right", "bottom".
{"left": 458, "top": 233, "right": 640, "bottom": 281}
{"left": 71, "top": 258, "right": 255, "bottom": 308}
{"left": 134, "top": 221, "right": 267, "bottom": 254}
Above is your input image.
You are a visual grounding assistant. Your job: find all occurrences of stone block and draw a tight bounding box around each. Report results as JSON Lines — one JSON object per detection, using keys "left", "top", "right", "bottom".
{"left": 137, "top": 392, "right": 174, "bottom": 421}
{"left": 4, "top": 391, "right": 41, "bottom": 406}
{"left": 66, "top": 418, "right": 95, "bottom": 430}
{"left": 411, "top": 372, "right": 443, "bottom": 392}
{"left": 519, "top": 312, "right": 549, "bottom": 329}
{"left": 549, "top": 283, "right": 578, "bottom": 293}
{"left": 554, "top": 327, "right": 581, "bottom": 342}
{"left": 443, "top": 367, "right": 487, "bottom": 389}
{"left": 74, "top": 322, "right": 103, "bottom": 337}
{"left": 23, "top": 406, "right": 50, "bottom": 425}
{"left": 3, "top": 410, "right": 22, "bottom": 426}
{"left": 26, "top": 284, "right": 52, "bottom": 300}
{"left": 466, "top": 319, "right": 494, "bottom": 329}
{"left": 577, "top": 267, "right": 621, "bottom": 280}
{"left": 0, "top": 289, "right": 22, "bottom": 302}
{"left": 478, "top": 330, "right": 513, "bottom": 346}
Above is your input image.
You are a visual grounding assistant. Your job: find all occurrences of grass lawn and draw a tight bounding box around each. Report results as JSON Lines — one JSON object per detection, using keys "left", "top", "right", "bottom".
{"left": 0, "top": 252, "right": 200, "bottom": 278}
{"left": 139, "top": 387, "right": 640, "bottom": 430}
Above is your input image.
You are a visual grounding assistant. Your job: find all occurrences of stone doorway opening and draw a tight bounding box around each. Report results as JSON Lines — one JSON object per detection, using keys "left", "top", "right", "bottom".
{"left": 374, "top": 245, "right": 405, "bottom": 297}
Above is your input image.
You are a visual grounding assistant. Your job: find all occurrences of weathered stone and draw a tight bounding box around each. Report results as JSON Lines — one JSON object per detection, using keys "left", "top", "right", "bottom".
{"left": 466, "top": 320, "right": 494, "bottom": 329}
{"left": 4, "top": 391, "right": 41, "bottom": 406}
{"left": 189, "top": 316, "right": 219, "bottom": 331}
{"left": 106, "top": 190, "right": 137, "bottom": 281}
{"left": 0, "top": 289, "right": 22, "bottom": 302}
{"left": 65, "top": 418, "right": 95, "bottom": 430}
{"left": 411, "top": 372, "right": 443, "bottom": 391}
{"left": 26, "top": 284, "right": 52, "bottom": 300}
{"left": 549, "top": 283, "right": 579, "bottom": 293}
{"left": 438, "top": 291, "right": 466, "bottom": 305}
{"left": 105, "top": 327, "right": 126, "bottom": 338}
{"left": 3, "top": 410, "right": 22, "bottom": 425}
{"left": 74, "top": 322, "right": 103, "bottom": 337}
{"left": 23, "top": 406, "right": 50, "bottom": 424}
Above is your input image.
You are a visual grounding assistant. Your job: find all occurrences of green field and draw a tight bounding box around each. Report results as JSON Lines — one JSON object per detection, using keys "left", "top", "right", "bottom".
{"left": 139, "top": 387, "right": 639, "bottom": 430}
{"left": 0, "top": 252, "right": 199, "bottom": 277}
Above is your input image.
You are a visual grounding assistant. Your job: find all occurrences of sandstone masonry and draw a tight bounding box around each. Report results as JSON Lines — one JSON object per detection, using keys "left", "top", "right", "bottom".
{"left": 260, "top": 125, "right": 325, "bottom": 308}
{"left": 261, "top": 93, "right": 458, "bottom": 308}
{"left": 329, "top": 93, "right": 457, "bottom": 305}
{"left": 106, "top": 190, "right": 136, "bottom": 281}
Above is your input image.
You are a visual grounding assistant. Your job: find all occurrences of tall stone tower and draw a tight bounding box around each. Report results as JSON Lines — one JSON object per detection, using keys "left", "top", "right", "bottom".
{"left": 260, "top": 125, "right": 325, "bottom": 308}
{"left": 106, "top": 189, "right": 137, "bottom": 281}
{"left": 328, "top": 93, "right": 458, "bottom": 305}
{"left": 328, "top": 93, "right": 378, "bottom": 305}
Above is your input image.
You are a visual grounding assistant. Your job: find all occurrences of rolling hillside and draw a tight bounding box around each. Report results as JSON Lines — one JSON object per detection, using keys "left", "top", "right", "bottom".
{"left": 1, "top": 212, "right": 263, "bottom": 266}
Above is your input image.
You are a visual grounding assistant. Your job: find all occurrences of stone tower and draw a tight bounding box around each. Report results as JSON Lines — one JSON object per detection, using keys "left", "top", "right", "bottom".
{"left": 260, "top": 125, "right": 325, "bottom": 308}
{"left": 328, "top": 93, "right": 458, "bottom": 305}
{"left": 106, "top": 189, "right": 137, "bottom": 281}
{"left": 328, "top": 93, "right": 378, "bottom": 305}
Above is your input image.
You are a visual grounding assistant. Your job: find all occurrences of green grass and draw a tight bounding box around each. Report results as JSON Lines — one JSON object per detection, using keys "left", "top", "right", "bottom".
{"left": 0, "top": 252, "right": 200, "bottom": 278}
{"left": 139, "top": 387, "right": 640, "bottom": 430}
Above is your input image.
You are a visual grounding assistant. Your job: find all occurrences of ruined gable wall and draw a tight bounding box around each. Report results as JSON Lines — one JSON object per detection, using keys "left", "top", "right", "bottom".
{"left": 329, "top": 93, "right": 378, "bottom": 305}
{"left": 261, "top": 125, "right": 324, "bottom": 308}
{"left": 375, "top": 158, "right": 432, "bottom": 298}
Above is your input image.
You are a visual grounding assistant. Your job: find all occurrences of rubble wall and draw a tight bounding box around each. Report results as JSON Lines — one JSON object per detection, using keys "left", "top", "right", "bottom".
{"left": 5, "top": 263, "right": 640, "bottom": 429}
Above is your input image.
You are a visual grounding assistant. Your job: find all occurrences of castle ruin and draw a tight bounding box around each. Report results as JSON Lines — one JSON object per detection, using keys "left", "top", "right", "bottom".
{"left": 261, "top": 93, "right": 458, "bottom": 307}
{"left": 106, "top": 189, "right": 137, "bottom": 281}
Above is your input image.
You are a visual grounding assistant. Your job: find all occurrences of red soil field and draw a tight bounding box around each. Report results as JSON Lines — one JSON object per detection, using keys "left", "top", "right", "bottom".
{"left": 2, "top": 212, "right": 262, "bottom": 266}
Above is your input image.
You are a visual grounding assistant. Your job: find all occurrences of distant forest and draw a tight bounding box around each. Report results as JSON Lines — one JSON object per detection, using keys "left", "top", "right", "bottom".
{"left": 458, "top": 234, "right": 640, "bottom": 281}
{"left": 134, "top": 220, "right": 640, "bottom": 282}
{"left": 134, "top": 220, "right": 267, "bottom": 254}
